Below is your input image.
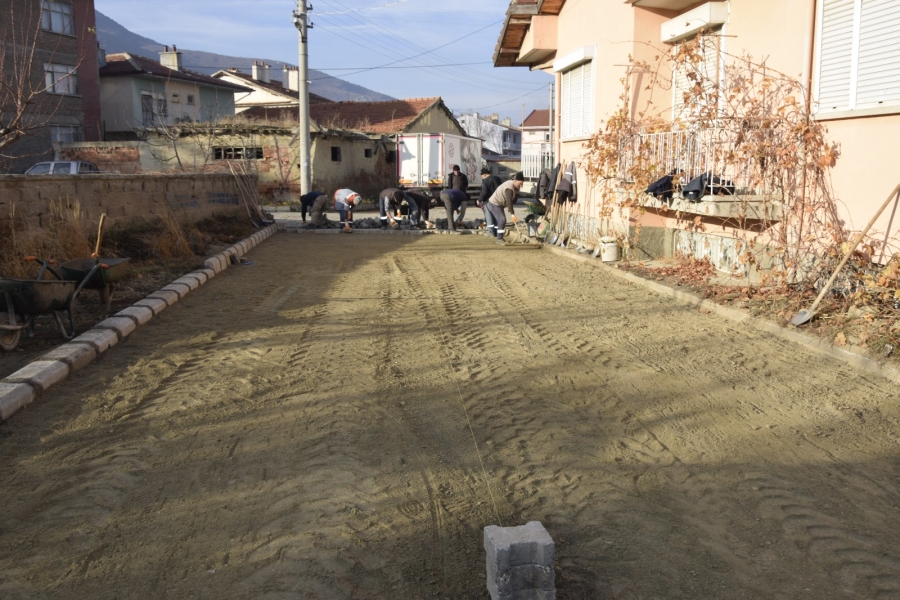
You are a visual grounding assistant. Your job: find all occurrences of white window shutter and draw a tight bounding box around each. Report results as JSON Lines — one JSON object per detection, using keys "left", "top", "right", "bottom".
{"left": 561, "top": 69, "right": 572, "bottom": 138}
{"left": 856, "top": 0, "right": 900, "bottom": 108}
{"left": 581, "top": 63, "right": 593, "bottom": 135}
{"left": 570, "top": 65, "right": 584, "bottom": 136}
{"left": 817, "top": 0, "right": 856, "bottom": 112}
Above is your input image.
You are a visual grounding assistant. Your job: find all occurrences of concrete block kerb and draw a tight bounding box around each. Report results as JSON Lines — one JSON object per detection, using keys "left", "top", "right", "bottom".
{"left": 133, "top": 297, "right": 168, "bottom": 316}
{"left": 147, "top": 290, "right": 179, "bottom": 306}
{"left": 0, "top": 383, "right": 35, "bottom": 420}
{"left": 116, "top": 306, "right": 154, "bottom": 326}
{"left": 40, "top": 342, "right": 98, "bottom": 372}
{"left": 95, "top": 316, "right": 137, "bottom": 340}
{"left": 160, "top": 283, "right": 190, "bottom": 299}
{"left": 3, "top": 360, "right": 70, "bottom": 392}
{"left": 72, "top": 329, "right": 119, "bottom": 354}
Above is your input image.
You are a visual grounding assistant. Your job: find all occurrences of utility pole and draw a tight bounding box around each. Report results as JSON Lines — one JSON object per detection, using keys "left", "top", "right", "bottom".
{"left": 293, "top": 1, "right": 312, "bottom": 195}
{"left": 548, "top": 82, "right": 555, "bottom": 167}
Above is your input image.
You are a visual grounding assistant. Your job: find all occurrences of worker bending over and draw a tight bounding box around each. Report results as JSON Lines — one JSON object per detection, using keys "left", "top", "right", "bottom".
{"left": 333, "top": 189, "right": 361, "bottom": 232}
{"left": 486, "top": 172, "right": 524, "bottom": 245}
{"left": 378, "top": 187, "right": 421, "bottom": 229}
{"left": 439, "top": 188, "right": 468, "bottom": 232}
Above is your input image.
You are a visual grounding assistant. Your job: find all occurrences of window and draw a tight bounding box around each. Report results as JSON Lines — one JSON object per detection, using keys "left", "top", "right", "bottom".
{"left": 815, "top": 0, "right": 900, "bottom": 114}
{"left": 50, "top": 125, "right": 83, "bottom": 144}
{"left": 186, "top": 94, "right": 195, "bottom": 105}
{"left": 44, "top": 63, "right": 77, "bottom": 95}
{"left": 560, "top": 61, "right": 593, "bottom": 138}
{"left": 386, "top": 150, "right": 396, "bottom": 164}
{"left": 364, "top": 148, "right": 373, "bottom": 158}
{"left": 171, "top": 93, "right": 180, "bottom": 104}
{"left": 672, "top": 33, "right": 722, "bottom": 121}
{"left": 331, "top": 146, "right": 341, "bottom": 161}
{"left": 213, "top": 147, "right": 263, "bottom": 160}
{"left": 41, "top": 1, "right": 74, "bottom": 35}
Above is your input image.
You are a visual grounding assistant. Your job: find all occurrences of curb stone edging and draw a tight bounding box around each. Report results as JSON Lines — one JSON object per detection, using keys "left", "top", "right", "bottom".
{"left": 0, "top": 224, "right": 279, "bottom": 421}
{"left": 544, "top": 245, "right": 900, "bottom": 385}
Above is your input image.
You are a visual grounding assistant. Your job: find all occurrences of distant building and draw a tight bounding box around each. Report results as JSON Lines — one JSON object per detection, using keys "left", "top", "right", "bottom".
{"left": 0, "top": 0, "right": 102, "bottom": 173}
{"left": 521, "top": 108, "right": 554, "bottom": 179}
{"left": 211, "top": 64, "right": 332, "bottom": 116}
{"left": 456, "top": 112, "right": 521, "bottom": 157}
{"left": 99, "top": 48, "right": 251, "bottom": 140}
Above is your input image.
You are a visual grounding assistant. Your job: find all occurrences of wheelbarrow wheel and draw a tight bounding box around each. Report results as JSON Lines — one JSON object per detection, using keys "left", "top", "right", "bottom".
{"left": 0, "top": 312, "right": 21, "bottom": 352}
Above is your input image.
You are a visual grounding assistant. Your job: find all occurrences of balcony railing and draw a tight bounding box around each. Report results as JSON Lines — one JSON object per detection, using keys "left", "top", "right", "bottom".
{"left": 618, "top": 127, "right": 775, "bottom": 196}
{"left": 522, "top": 143, "right": 555, "bottom": 179}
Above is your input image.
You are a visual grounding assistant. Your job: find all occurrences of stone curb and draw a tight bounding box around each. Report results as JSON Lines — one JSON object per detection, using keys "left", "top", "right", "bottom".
{"left": 544, "top": 245, "right": 900, "bottom": 386}
{"left": 0, "top": 224, "right": 279, "bottom": 421}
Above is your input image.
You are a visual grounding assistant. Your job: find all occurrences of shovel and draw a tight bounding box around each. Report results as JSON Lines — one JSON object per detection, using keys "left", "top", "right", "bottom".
{"left": 790, "top": 184, "right": 900, "bottom": 326}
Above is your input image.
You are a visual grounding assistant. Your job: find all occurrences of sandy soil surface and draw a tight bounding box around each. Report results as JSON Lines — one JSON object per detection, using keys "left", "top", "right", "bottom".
{"left": 2, "top": 232, "right": 900, "bottom": 599}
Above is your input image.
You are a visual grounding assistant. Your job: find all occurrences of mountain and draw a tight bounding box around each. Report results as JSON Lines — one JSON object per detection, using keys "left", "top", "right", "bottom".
{"left": 94, "top": 11, "right": 394, "bottom": 103}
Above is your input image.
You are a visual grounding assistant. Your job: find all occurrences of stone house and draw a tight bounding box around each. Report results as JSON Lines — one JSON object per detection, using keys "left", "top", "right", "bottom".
{"left": 493, "top": 0, "right": 900, "bottom": 268}
{"left": 98, "top": 48, "right": 251, "bottom": 140}
{"left": 0, "top": 0, "right": 102, "bottom": 173}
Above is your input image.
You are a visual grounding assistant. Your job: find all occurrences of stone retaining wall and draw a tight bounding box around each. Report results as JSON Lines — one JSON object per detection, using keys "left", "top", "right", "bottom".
{"left": 0, "top": 173, "right": 249, "bottom": 229}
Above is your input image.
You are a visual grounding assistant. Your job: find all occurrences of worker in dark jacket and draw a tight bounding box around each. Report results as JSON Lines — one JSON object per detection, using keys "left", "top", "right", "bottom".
{"left": 487, "top": 172, "right": 524, "bottom": 244}
{"left": 439, "top": 188, "right": 468, "bottom": 231}
{"left": 477, "top": 167, "right": 503, "bottom": 237}
{"left": 300, "top": 190, "right": 324, "bottom": 223}
{"left": 405, "top": 190, "right": 434, "bottom": 228}
{"left": 445, "top": 164, "right": 469, "bottom": 193}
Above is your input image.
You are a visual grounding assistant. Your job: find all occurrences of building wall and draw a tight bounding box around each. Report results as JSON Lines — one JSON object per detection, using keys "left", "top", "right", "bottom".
{"left": 0, "top": 172, "right": 245, "bottom": 229}
{"left": 1, "top": 0, "right": 91, "bottom": 173}
{"left": 101, "top": 76, "right": 236, "bottom": 136}
{"left": 62, "top": 132, "right": 396, "bottom": 200}
{"left": 403, "top": 107, "right": 465, "bottom": 136}
{"left": 528, "top": 0, "right": 900, "bottom": 258}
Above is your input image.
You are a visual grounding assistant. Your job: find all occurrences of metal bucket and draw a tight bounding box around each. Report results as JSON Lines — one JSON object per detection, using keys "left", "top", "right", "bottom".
{"left": 599, "top": 236, "right": 620, "bottom": 262}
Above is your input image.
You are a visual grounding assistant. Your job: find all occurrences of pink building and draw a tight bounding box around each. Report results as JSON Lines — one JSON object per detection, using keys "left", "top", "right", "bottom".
{"left": 494, "top": 0, "right": 900, "bottom": 273}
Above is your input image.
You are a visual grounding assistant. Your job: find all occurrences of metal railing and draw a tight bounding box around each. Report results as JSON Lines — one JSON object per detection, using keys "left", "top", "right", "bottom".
{"left": 618, "top": 127, "right": 774, "bottom": 195}
{"left": 521, "top": 143, "right": 555, "bottom": 179}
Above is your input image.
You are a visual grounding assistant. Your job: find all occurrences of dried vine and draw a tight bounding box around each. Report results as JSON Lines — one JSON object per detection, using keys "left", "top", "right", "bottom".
{"left": 579, "top": 35, "right": 849, "bottom": 286}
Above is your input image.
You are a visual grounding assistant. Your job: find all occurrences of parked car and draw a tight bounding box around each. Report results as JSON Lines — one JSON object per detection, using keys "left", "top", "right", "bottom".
{"left": 24, "top": 160, "right": 100, "bottom": 175}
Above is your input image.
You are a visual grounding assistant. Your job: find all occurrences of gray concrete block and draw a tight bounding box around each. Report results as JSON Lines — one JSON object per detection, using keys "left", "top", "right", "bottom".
{"left": 203, "top": 256, "right": 222, "bottom": 273}
{"left": 147, "top": 290, "right": 179, "bottom": 306}
{"left": 175, "top": 275, "right": 202, "bottom": 290}
{"left": 116, "top": 306, "right": 154, "bottom": 326}
{"left": 487, "top": 564, "right": 555, "bottom": 598}
{"left": 195, "top": 268, "right": 215, "bottom": 282}
{"left": 134, "top": 297, "right": 168, "bottom": 316}
{"left": 72, "top": 329, "right": 119, "bottom": 353}
{"left": 160, "top": 283, "right": 190, "bottom": 298}
{"left": 0, "top": 382, "right": 35, "bottom": 420}
{"left": 40, "top": 342, "right": 98, "bottom": 371}
{"left": 3, "top": 360, "right": 70, "bottom": 392}
{"left": 95, "top": 316, "right": 137, "bottom": 339}
{"left": 485, "top": 522, "right": 555, "bottom": 600}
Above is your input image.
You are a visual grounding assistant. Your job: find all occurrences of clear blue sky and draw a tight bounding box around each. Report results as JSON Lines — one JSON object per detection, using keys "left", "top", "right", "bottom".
{"left": 93, "top": 0, "right": 553, "bottom": 125}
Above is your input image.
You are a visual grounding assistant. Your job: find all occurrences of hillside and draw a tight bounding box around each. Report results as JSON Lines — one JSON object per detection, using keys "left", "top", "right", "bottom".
{"left": 94, "top": 11, "right": 394, "bottom": 103}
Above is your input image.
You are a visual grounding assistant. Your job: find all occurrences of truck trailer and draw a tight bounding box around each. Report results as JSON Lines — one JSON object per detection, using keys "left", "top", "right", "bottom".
{"left": 397, "top": 133, "right": 482, "bottom": 193}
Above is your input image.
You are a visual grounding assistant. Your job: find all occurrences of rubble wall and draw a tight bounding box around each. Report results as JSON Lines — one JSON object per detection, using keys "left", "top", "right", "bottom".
{"left": 0, "top": 173, "right": 247, "bottom": 229}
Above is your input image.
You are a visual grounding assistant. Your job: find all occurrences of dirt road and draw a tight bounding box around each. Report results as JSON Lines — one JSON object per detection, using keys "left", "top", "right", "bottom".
{"left": 2, "top": 232, "right": 900, "bottom": 599}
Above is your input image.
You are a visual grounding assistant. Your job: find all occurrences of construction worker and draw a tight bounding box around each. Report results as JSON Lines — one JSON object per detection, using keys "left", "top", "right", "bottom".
{"left": 333, "top": 188, "right": 361, "bottom": 232}
{"left": 487, "top": 172, "right": 524, "bottom": 245}
{"left": 406, "top": 190, "right": 434, "bottom": 229}
{"left": 445, "top": 164, "right": 469, "bottom": 192}
{"left": 378, "top": 187, "right": 421, "bottom": 229}
{"left": 439, "top": 188, "right": 468, "bottom": 231}
{"left": 307, "top": 192, "right": 329, "bottom": 228}
{"left": 477, "top": 167, "right": 502, "bottom": 237}
{"left": 300, "top": 190, "right": 324, "bottom": 223}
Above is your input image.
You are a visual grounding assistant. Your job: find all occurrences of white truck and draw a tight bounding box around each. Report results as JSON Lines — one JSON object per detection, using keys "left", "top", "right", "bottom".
{"left": 397, "top": 133, "right": 482, "bottom": 193}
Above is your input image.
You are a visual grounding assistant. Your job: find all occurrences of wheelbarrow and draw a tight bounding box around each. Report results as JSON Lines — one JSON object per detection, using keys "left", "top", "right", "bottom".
{"left": 59, "top": 214, "right": 130, "bottom": 310}
{"left": 0, "top": 258, "right": 105, "bottom": 351}
{"left": 59, "top": 257, "right": 130, "bottom": 310}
